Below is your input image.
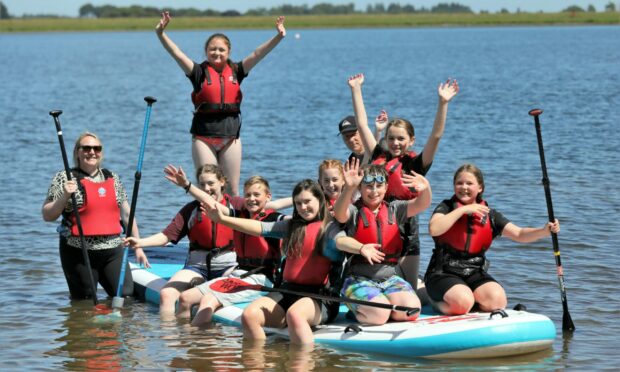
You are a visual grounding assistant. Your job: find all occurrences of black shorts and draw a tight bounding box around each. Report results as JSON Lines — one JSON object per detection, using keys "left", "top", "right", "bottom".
{"left": 425, "top": 270, "right": 498, "bottom": 303}
{"left": 273, "top": 283, "right": 339, "bottom": 324}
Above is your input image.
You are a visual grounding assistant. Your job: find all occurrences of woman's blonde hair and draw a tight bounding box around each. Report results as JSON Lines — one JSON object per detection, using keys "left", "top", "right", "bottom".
{"left": 72, "top": 132, "right": 103, "bottom": 169}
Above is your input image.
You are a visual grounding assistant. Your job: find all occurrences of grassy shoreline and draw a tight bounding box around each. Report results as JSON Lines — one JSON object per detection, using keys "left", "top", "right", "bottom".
{"left": 1, "top": 13, "right": 619, "bottom": 33}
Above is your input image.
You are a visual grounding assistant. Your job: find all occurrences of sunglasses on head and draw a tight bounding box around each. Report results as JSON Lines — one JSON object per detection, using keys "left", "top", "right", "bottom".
{"left": 362, "top": 174, "right": 386, "bottom": 184}
{"left": 80, "top": 145, "right": 102, "bottom": 153}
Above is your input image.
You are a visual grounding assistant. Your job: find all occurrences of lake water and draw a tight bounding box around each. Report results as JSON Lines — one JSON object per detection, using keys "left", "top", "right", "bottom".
{"left": 1, "top": 25, "right": 619, "bottom": 370}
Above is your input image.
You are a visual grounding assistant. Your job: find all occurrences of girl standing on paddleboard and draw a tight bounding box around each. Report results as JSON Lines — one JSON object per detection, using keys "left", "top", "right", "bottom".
{"left": 42, "top": 132, "right": 147, "bottom": 300}
{"left": 425, "top": 163, "right": 560, "bottom": 315}
{"left": 155, "top": 11, "right": 286, "bottom": 196}
{"left": 346, "top": 73, "right": 459, "bottom": 293}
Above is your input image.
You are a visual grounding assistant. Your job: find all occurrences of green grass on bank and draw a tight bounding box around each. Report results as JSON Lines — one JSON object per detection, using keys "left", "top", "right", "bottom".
{"left": 1, "top": 12, "right": 619, "bottom": 33}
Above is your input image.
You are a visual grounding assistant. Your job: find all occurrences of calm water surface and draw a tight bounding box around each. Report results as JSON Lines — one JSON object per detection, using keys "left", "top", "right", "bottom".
{"left": 1, "top": 25, "right": 619, "bottom": 370}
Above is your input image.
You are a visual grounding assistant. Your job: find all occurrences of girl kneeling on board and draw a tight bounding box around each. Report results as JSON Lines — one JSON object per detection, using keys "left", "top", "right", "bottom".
{"left": 425, "top": 163, "right": 560, "bottom": 315}
{"left": 333, "top": 160, "right": 431, "bottom": 325}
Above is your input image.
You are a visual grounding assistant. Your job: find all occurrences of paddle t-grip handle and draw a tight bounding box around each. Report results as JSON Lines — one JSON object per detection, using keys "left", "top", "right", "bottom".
{"left": 528, "top": 108, "right": 543, "bottom": 117}
{"left": 144, "top": 96, "right": 157, "bottom": 105}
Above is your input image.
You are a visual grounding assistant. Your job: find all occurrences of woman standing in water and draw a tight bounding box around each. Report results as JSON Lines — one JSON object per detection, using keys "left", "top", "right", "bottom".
{"left": 42, "top": 132, "right": 148, "bottom": 300}
{"left": 156, "top": 11, "right": 286, "bottom": 196}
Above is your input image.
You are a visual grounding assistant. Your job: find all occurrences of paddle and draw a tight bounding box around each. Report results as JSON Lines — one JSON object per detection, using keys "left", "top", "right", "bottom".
{"left": 49, "top": 110, "right": 101, "bottom": 308}
{"left": 210, "top": 278, "right": 420, "bottom": 316}
{"left": 528, "top": 108, "right": 575, "bottom": 332}
{"left": 112, "top": 96, "right": 157, "bottom": 309}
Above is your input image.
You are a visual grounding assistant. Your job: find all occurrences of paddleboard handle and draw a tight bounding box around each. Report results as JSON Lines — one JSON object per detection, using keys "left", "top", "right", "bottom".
{"left": 489, "top": 309, "right": 508, "bottom": 319}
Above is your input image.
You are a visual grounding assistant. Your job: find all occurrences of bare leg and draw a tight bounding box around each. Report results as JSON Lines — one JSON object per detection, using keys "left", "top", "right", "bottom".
{"left": 191, "top": 137, "right": 218, "bottom": 170}
{"left": 473, "top": 281, "right": 507, "bottom": 312}
{"left": 436, "top": 284, "right": 475, "bottom": 315}
{"left": 241, "top": 294, "right": 285, "bottom": 340}
{"left": 177, "top": 286, "right": 204, "bottom": 318}
{"left": 286, "top": 297, "right": 322, "bottom": 345}
{"left": 190, "top": 293, "right": 222, "bottom": 326}
{"left": 217, "top": 138, "right": 242, "bottom": 196}
{"left": 159, "top": 269, "right": 202, "bottom": 315}
{"left": 352, "top": 295, "right": 391, "bottom": 325}
{"left": 386, "top": 290, "right": 421, "bottom": 321}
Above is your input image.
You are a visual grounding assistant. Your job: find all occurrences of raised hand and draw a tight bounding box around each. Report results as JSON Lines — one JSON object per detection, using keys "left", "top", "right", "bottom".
{"left": 348, "top": 73, "right": 364, "bottom": 89}
{"left": 375, "top": 109, "right": 388, "bottom": 133}
{"left": 343, "top": 157, "right": 364, "bottom": 188}
{"left": 401, "top": 171, "right": 430, "bottom": 194}
{"left": 275, "top": 16, "right": 286, "bottom": 37}
{"left": 156, "top": 11, "right": 171, "bottom": 34}
{"left": 360, "top": 243, "right": 385, "bottom": 265}
{"left": 164, "top": 164, "right": 189, "bottom": 188}
{"left": 438, "top": 78, "right": 459, "bottom": 103}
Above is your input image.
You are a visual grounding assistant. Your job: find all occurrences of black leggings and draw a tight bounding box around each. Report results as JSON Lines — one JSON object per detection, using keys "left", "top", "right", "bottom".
{"left": 59, "top": 236, "right": 133, "bottom": 300}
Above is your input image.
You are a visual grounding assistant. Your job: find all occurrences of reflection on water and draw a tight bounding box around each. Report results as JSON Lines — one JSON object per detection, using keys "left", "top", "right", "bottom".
{"left": 45, "top": 305, "right": 123, "bottom": 371}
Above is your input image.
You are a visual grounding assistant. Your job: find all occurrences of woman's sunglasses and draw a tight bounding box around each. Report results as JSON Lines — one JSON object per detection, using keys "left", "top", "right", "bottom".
{"left": 80, "top": 145, "right": 103, "bottom": 153}
{"left": 362, "top": 174, "right": 386, "bottom": 184}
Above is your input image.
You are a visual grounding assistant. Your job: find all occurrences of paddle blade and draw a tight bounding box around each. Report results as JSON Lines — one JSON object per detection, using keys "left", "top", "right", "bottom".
{"left": 209, "top": 278, "right": 263, "bottom": 293}
{"left": 563, "top": 311, "right": 575, "bottom": 332}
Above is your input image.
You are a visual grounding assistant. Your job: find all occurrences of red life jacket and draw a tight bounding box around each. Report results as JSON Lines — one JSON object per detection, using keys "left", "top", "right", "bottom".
{"left": 435, "top": 197, "right": 493, "bottom": 255}
{"left": 377, "top": 151, "right": 419, "bottom": 200}
{"left": 352, "top": 201, "right": 403, "bottom": 264}
{"left": 70, "top": 174, "right": 122, "bottom": 236}
{"left": 282, "top": 221, "right": 331, "bottom": 286}
{"left": 191, "top": 62, "right": 242, "bottom": 114}
{"left": 233, "top": 209, "right": 281, "bottom": 268}
{"left": 187, "top": 196, "right": 234, "bottom": 251}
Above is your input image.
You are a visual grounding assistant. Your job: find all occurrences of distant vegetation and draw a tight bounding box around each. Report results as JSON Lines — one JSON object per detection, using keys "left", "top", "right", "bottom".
{"left": 0, "top": 2, "right": 618, "bottom": 19}
{"left": 76, "top": 2, "right": 477, "bottom": 18}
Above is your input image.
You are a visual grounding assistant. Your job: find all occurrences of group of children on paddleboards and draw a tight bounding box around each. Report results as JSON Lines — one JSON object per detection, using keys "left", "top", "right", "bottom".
{"left": 43, "top": 12, "right": 560, "bottom": 345}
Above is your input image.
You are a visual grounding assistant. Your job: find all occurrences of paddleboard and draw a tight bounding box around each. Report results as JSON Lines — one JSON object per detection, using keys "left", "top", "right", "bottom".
{"left": 131, "top": 263, "right": 555, "bottom": 359}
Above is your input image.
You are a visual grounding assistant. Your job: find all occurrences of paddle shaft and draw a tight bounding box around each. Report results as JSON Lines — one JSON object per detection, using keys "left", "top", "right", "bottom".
{"left": 529, "top": 109, "right": 575, "bottom": 332}
{"left": 114, "top": 97, "right": 156, "bottom": 303}
{"left": 50, "top": 111, "right": 99, "bottom": 306}
{"left": 250, "top": 284, "right": 418, "bottom": 315}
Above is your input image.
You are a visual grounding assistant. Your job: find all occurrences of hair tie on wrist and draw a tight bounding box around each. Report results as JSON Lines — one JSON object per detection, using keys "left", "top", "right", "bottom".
{"left": 184, "top": 181, "right": 192, "bottom": 193}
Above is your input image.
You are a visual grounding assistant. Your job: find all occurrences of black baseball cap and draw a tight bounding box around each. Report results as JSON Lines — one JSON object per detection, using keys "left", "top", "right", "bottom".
{"left": 337, "top": 115, "right": 358, "bottom": 136}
